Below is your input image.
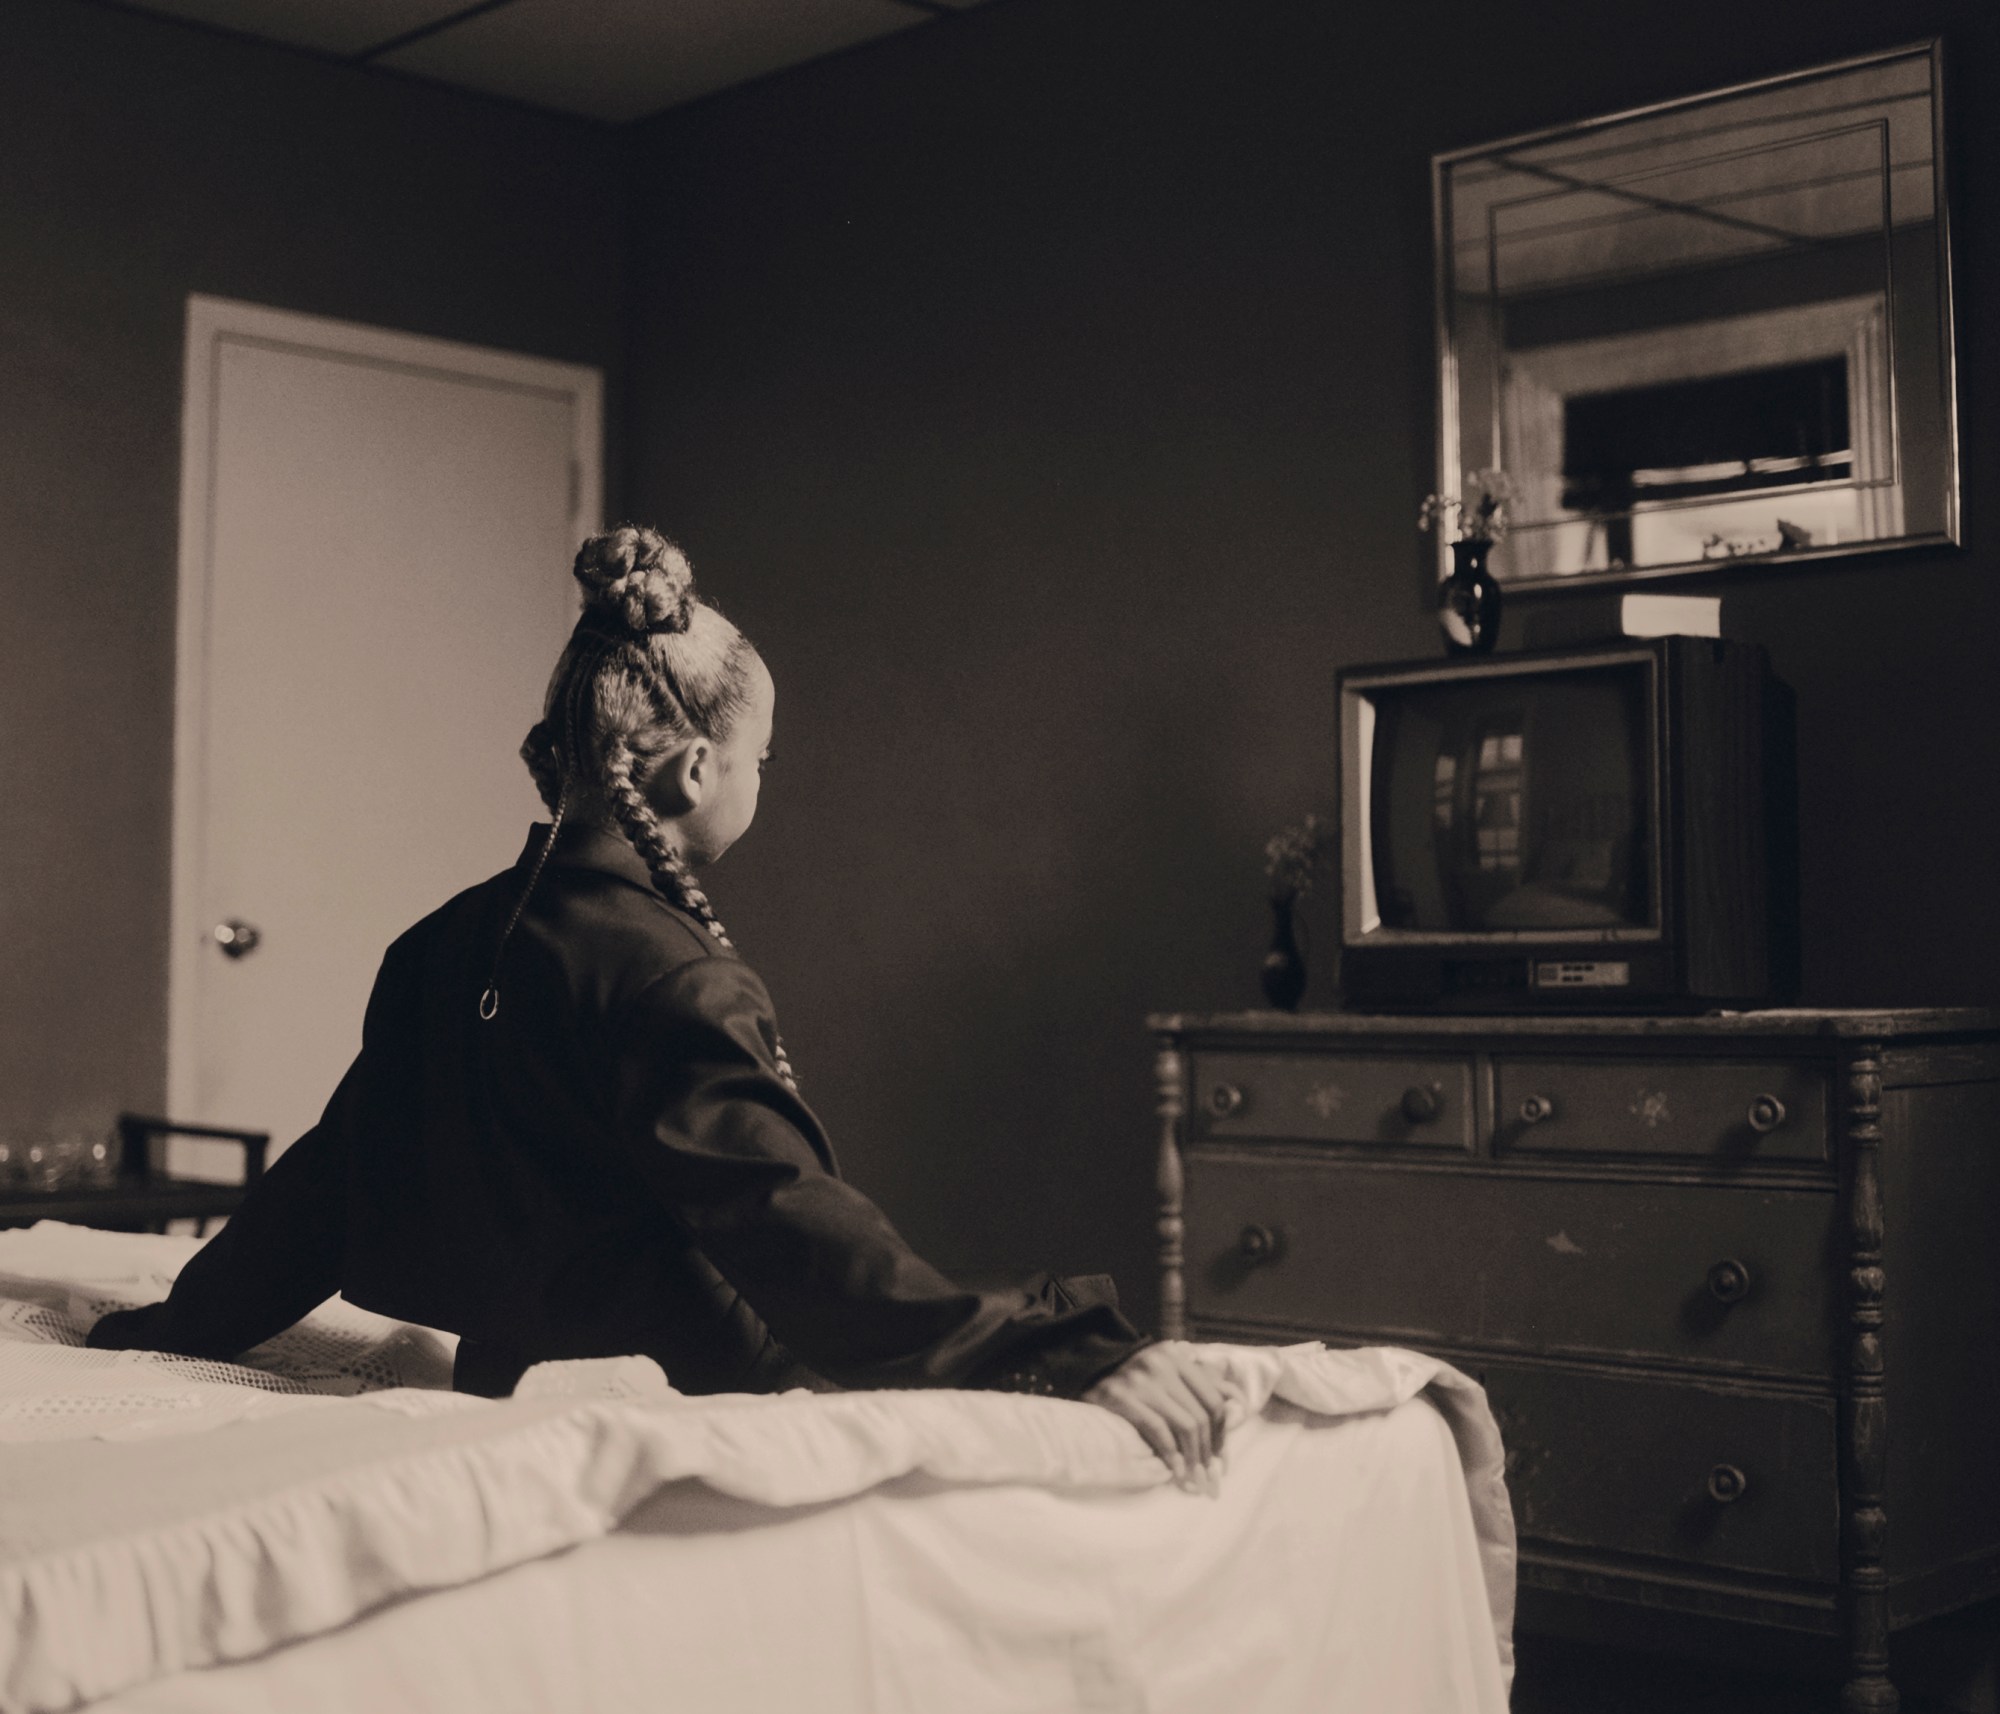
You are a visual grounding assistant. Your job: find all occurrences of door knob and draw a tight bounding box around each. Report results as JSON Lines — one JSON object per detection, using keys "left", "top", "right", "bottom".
{"left": 212, "top": 920, "right": 262, "bottom": 959}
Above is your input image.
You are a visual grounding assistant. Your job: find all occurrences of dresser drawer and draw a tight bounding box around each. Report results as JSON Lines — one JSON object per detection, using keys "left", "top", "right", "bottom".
{"left": 1184, "top": 1155, "right": 1838, "bottom": 1376}
{"left": 1481, "top": 1361, "right": 1839, "bottom": 1584}
{"left": 1190, "top": 1051, "right": 1474, "bottom": 1150}
{"left": 1494, "top": 1057, "right": 1828, "bottom": 1163}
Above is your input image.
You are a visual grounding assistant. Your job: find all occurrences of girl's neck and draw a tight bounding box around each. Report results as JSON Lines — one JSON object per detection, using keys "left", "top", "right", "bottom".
{"left": 559, "top": 803, "right": 693, "bottom": 867}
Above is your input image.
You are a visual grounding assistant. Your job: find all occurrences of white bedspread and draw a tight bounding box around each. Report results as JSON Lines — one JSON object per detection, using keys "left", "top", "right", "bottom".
{"left": 0, "top": 1223, "right": 1514, "bottom": 1714}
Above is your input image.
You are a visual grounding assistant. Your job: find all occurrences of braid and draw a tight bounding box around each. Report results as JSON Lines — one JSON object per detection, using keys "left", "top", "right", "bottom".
{"left": 603, "top": 733, "right": 799, "bottom": 1092}
{"left": 523, "top": 526, "right": 797, "bottom": 1091}
{"left": 603, "top": 735, "right": 731, "bottom": 949}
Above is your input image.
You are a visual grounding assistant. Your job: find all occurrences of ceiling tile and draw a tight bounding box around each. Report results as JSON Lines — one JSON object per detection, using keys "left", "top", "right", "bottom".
{"left": 378, "top": 0, "right": 926, "bottom": 122}
{"left": 114, "top": 0, "right": 474, "bottom": 58}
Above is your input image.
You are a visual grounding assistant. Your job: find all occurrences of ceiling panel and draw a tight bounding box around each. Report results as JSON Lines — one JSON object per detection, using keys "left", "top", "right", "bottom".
{"left": 378, "top": 0, "right": 927, "bottom": 122}
{"left": 115, "top": 0, "right": 470, "bottom": 58}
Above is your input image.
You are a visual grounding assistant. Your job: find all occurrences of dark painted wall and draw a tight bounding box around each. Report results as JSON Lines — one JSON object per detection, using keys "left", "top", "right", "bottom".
{"left": 0, "top": 1, "right": 624, "bottom": 1146}
{"left": 623, "top": 0, "right": 2000, "bottom": 1321}
{"left": 6, "top": 0, "right": 1993, "bottom": 1330}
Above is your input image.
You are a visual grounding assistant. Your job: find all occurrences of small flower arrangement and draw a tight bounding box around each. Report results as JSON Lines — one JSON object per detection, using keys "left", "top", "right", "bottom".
{"left": 1264, "top": 814, "right": 1333, "bottom": 904}
{"left": 1418, "top": 468, "right": 1514, "bottom": 544}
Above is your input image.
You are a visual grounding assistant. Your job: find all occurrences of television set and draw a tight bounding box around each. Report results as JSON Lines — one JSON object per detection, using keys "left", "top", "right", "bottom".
{"left": 1336, "top": 638, "right": 1797, "bottom": 1011}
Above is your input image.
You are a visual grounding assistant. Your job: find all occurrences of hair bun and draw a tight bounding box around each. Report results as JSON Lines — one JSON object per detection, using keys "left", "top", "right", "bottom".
{"left": 572, "top": 526, "right": 696, "bottom": 636}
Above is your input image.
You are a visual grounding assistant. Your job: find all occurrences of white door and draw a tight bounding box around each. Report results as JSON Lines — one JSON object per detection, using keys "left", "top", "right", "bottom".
{"left": 168, "top": 297, "right": 601, "bottom": 1176}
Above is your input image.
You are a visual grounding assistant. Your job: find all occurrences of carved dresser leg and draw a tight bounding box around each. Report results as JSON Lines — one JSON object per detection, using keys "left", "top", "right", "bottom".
{"left": 1154, "top": 1041, "right": 1187, "bottom": 1342}
{"left": 1840, "top": 1045, "right": 1897, "bottom": 1714}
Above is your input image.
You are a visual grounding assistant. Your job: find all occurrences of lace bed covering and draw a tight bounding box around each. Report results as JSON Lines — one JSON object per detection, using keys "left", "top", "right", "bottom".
{"left": 0, "top": 1222, "right": 460, "bottom": 1442}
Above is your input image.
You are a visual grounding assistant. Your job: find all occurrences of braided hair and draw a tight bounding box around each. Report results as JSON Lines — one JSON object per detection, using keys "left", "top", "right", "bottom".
{"left": 517, "top": 526, "right": 797, "bottom": 1090}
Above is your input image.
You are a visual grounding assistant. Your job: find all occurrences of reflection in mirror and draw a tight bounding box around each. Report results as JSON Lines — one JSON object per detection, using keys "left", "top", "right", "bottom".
{"left": 1435, "top": 43, "right": 1958, "bottom": 587}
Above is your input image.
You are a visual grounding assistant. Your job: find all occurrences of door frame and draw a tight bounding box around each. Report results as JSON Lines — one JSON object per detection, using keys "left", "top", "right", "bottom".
{"left": 169, "top": 295, "right": 603, "bottom": 1131}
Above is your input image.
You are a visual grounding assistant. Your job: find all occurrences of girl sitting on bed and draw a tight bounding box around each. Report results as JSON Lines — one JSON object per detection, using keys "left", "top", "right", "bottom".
{"left": 91, "top": 526, "right": 1230, "bottom": 1485}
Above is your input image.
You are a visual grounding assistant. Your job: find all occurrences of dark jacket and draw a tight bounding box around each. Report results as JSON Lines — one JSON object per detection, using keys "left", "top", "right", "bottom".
{"left": 91, "top": 823, "right": 1145, "bottom": 1398}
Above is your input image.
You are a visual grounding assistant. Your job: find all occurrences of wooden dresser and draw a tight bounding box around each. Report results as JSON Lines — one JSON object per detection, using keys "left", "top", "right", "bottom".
{"left": 1149, "top": 1008, "right": 2000, "bottom": 1713}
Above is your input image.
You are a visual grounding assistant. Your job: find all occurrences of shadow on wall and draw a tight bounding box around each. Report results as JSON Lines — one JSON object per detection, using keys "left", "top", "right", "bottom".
{"left": 1729, "top": 555, "right": 2000, "bottom": 1008}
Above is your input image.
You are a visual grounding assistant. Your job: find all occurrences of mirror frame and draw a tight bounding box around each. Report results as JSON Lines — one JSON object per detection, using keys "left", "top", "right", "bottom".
{"left": 1431, "top": 40, "right": 1961, "bottom": 593}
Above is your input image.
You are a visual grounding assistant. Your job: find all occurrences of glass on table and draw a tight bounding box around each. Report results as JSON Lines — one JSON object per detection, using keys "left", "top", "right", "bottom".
{"left": 22, "top": 1141, "right": 52, "bottom": 1192}
{"left": 18, "top": 1133, "right": 117, "bottom": 1193}
{"left": 84, "top": 1134, "right": 117, "bottom": 1187}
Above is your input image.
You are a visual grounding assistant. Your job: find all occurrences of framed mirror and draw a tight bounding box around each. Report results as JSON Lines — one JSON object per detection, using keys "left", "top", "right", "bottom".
{"left": 1434, "top": 42, "right": 1959, "bottom": 589}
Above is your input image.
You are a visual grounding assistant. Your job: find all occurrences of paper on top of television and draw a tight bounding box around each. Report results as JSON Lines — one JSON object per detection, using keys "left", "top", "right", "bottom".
{"left": 1619, "top": 594, "right": 1722, "bottom": 638}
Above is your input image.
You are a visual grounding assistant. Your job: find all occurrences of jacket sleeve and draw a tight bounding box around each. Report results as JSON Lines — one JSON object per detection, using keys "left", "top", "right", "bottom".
{"left": 84, "top": 1080, "right": 351, "bottom": 1360}
{"left": 607, "top": 954, "right": 1147, "bottom": 1397}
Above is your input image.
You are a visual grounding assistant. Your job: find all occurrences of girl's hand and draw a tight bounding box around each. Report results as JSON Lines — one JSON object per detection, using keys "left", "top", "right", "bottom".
{"left": 1084, "top": 1344, "right": 1238, "bottom": 1490}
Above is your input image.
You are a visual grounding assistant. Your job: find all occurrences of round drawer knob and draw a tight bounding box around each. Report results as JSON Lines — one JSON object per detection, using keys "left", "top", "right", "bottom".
{"left": 1208, "top": 1083, "right": 1245, "bottom": 1118}
{"left": 1238, "top": 1223, "right": 1280, "bottom": 1261}
{"left": 1707, "top": 1259, "right": 1752, "bottom": 1304}
{"left": 1401, "top": 1083, "right": 1444, "bottom": 1124}
{"left": 1747, "top": 1094, "right": 1788, "bottom": 1134}
{"left": 1707, "top": 1463, "right": 1749, "bottom": 1504}
{"left": 1519, "top": 1094, "right": 1555, "bottom": 1125}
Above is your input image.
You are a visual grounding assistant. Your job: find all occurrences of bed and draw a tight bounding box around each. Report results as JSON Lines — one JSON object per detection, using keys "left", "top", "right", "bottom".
{"left": 0, "top": 1222, "right": 1515, "bottom": 1714}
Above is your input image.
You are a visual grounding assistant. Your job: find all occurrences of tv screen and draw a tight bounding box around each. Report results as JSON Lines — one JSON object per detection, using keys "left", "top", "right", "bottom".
{"left": 1367, "top": 663, "right": 1654, "bottom": 936}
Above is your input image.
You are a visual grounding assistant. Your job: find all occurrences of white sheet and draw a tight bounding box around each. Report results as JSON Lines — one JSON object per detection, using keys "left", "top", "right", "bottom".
{"left": 0, "top": 1223, "right": 1514, "bottom": 1714}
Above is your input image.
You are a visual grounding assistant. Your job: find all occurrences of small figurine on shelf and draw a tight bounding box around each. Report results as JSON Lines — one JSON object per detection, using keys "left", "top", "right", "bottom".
{"left": 1419, "top": 468, "right": 1513, "bottom": 655}
{"left": 1260, "top": 813, "right": 1333, "bottom": 1011}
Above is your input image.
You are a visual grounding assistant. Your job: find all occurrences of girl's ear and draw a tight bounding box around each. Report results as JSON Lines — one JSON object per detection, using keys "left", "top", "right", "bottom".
{"left": 650, "top": 741, "right": 707, "bottom": 816}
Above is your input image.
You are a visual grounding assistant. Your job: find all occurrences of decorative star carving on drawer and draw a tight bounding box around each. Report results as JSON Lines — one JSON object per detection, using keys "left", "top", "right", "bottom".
{"left": 1304, "top": 1083, "right": 1347, "bottom": 1118}
{"left": 1630, "top": 1089, "right": 1672, "bottom": 1128}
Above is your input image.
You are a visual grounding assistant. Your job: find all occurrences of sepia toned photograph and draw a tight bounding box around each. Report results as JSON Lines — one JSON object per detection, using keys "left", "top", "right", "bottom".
{"left": 1, "top": 2, "right": 1995, "bottom": 1711}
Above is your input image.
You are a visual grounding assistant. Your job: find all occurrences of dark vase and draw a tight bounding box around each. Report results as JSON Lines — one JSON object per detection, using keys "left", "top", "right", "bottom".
{"left": 1260, "top": 895, "right": 1308, "bottom": 1011}
{"left": 1437, "top": 537, "right": 1503, "bottom": 654}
